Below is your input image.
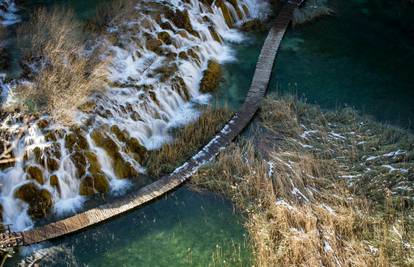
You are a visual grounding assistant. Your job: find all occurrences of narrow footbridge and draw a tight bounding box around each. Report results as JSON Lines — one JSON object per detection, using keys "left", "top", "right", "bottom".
{"left": 0, "top": 0, "right": 304, "bottom": 248}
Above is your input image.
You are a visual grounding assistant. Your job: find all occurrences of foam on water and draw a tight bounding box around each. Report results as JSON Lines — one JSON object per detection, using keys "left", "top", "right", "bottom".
{"left": 0, "top": 0, "right": 267, "bottom": 231}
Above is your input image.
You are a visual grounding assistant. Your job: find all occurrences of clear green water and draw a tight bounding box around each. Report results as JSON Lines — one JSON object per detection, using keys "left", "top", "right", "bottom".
{"left": 5, "top": 0, "right": 414, "bottom": 264}
{"left": 9, "top": 188, "right": 251, "bottom": 266}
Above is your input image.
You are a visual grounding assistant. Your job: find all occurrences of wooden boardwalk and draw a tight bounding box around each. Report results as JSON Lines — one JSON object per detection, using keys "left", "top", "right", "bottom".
{"left": 0, "top": 0, "right": 303, "bottom": 248}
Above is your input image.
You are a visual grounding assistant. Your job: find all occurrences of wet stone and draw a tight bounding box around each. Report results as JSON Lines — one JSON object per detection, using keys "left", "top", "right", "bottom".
{"left": 79, "top": 173, "right": 110, "bottom": 196}
{"left": 14, "top": 183, "right": 52, "bottom": 219}
{"left": 49, "top": 175, "right": 61, "bottom": 195}
{"left": 26, "top": 165, "right": 45, "bottom": 185}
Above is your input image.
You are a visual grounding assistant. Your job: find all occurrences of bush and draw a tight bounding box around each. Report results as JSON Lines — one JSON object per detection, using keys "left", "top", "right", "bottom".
{"left": 15, "top": 8, "right": 107, "bottom": 123}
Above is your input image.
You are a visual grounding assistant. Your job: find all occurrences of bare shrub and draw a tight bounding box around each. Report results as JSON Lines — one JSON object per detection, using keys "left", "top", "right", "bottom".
{"left": 15, "top": 8, "right": 107, "bottom": 123}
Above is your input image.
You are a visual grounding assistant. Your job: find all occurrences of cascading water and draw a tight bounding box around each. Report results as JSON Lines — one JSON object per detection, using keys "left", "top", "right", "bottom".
{"left": 0, "top": 0, "right": 270, "bottom": 231}
{"left": 0, "top": 0, "right": 20, "bottom": 26}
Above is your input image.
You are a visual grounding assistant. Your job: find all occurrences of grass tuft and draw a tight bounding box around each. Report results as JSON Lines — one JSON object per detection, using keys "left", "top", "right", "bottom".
{"left": 146, "top": 106, "right": 233, "bottom": 177}
{"left": 192, "top": 95, "right": 414, "bottom": 266}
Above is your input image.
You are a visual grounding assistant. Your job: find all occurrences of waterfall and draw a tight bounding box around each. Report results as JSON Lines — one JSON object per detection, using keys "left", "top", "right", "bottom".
{"left": 0, "top": 0, "right": 269, "bottom": 231}
{"left": 0, "top": 0, "right": 20, "bottom": 26}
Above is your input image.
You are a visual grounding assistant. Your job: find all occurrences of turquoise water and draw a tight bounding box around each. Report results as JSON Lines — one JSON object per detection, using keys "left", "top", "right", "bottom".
{"left": 221, "top": 0, "right": 414, "bottom": 130}
{"left": 4, "top": 0, "right": 414, "bottom": 265}
{"left": 9, "top": 187, "right": 250, "bottom": 266}
{"left": 272, "top": 0, "right": 414, "bottom": 130}
{"left": 3, "top": 1, "right": 251, "bottom": 266}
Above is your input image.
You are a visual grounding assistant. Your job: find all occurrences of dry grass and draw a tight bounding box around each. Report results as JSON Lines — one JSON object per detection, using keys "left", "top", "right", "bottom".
{"left": 146, "top": 106, "right": 233, "bottom": 177}
{"left": 15, "top": 8, "right": 108, "bottom": 123}
{"left": 192, "top": 95, "right": 414, "bottom": 266}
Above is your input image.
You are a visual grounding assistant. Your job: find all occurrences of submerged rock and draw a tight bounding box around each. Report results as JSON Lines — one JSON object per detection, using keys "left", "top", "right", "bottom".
{"left": 200, "top": 60, "right": 222, "bottom": 93}
{"left": 14, "top": 183, "right": 52, "bottom": 219}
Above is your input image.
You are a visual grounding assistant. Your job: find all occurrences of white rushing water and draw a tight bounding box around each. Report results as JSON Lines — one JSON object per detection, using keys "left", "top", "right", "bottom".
{"left": 0, "top": 0, "right": 270, "bottom": 231}
{"left": 0, "top": 0, "right": 20, "bottom": 26}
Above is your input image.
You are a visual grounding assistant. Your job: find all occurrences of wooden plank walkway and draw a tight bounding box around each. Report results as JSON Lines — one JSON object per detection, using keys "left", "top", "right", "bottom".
{"left": 0, "top": 0, "right": 303, "bottom": 248}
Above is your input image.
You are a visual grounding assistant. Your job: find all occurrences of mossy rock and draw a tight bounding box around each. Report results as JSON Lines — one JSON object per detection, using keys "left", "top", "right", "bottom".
{"left": 208, "top": 26, "right": 222, "bottom": 43}
{"left": 37, "top": 119, "right": 49, "bottom": 129}
{"left": 44, "top": 143, "right": 62, "bottom": 160}
{"left": 187, "top": 49, "right": 201, "bottom": 65}
{"left": 14, "top": 183, "right": 52, "bottom": 219}
{"left": 44, "top": 131, "right": 57, "bottom": 142}
{"left": 114, "top": 153, "right": 138, "bottom": 179}
{"left": 71, "top": 151, "right": 87, "bottom": 178}
{"left": 177, "top": 30, "right": 189, "bottom": 39}
{"left": 130, "top": 111, "right": 142, "bottom": 121}
{"left": 165, "top": 9, "right": 200, "bottom": 38}
{"left": 127, "top": 137, "right": 147, "bottom": 162}
{"left": 33, "top": 147, "right": 42, "bottom": 163}
{"left": 146, "top": 38, "right": 163, "bottom": 55}
{"left": 49, "top": 175, "right": 61, "bottom": 195}
{"left": 172, "top": 77, "right": 191, "bottom": 101}
{"left": 84, "top": 151, "right": 101, "bottom": 174}
{"left": 91, "top": 128, "right": 119, "bottom": 157}
{"left": 160, "top": 21, "right": 174, "bottom": 31}
{"left": 155, "top": 64, "right": 178, "bottom": 82}
{"left": 47, "top": 158, "right": 60, "bottom": 172}
{"left": 79, "top": 173, "right": 110, "bottom": 196}
{"left": 26, "top": 165, "right": 44, "bottom": 185}
{"left": 111, "top": 125, "right": 129, "bottom": 143}
{"left": 228, "top": 0, "right": 244, "bottom": 19}
{"left": 149, "top": 91, "right": 160, "bottom": 105}
{"left": 65, "top": 133, "right": 77, "bottom": 150}
{"left": 242, "top": 4, "right": 250, "bottom": 16}
{"left": 178, "top": 51, "right": 189, "bottom": 61}
{"left": 158, "top": 31, "right": 172, "bottom": 45}
{"left": 240, "top": 19, "right": 266, "bottom": 32}
{"left": 200, "top": 60, "right": 222, "bottom": 93}
{"left": 215, "top": 0, "right": 234, "bottom": 28}
{"left": 78, "top": 101, "right": 97, "bottom": 113}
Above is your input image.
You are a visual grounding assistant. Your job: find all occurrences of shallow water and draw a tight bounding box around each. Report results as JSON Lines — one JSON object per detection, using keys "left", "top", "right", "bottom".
{"left": 3, "top": 0, "right": 414, "bottom": 265}
{"left": 2, "top": 1, "right": 253, "bottom": 265}
{"left": 10, "top": 187, "right": 251, "bottom": 266}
